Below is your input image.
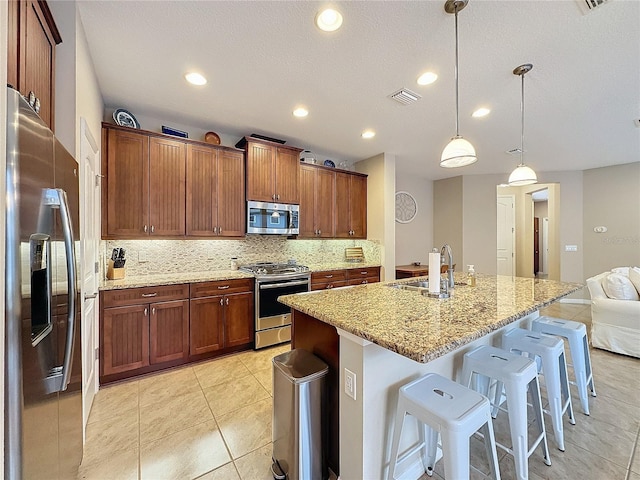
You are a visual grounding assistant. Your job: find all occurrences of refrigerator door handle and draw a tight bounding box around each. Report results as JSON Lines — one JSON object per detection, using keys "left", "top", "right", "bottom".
{"left": 55, "top": 188, "right": 78, "bottom": 391}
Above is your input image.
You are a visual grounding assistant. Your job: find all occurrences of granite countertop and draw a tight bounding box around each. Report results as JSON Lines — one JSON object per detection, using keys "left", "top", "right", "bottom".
{"left": 278, "top": 273, "right": 584, "bottom": 363}
{"left": 307, "top": 262, "right": 381, "bottom": 272}
{"left": 99, "top": 263, "right": 382, "bottom": 291}
{"left": 99, "top": 270, "right": 255, "bottom": 291}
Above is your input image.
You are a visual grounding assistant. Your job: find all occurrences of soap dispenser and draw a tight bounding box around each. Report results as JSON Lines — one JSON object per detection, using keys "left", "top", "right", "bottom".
{"left": 467, "top": 265, "right": 476, "bottom": 287}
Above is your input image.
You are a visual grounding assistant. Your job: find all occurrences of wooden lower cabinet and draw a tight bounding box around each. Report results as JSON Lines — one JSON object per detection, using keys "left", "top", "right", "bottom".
{"left": 102, "top": 304, "right": 150, "bottom": 376}
{"left": 100, "top": 279, "right": 254, "bottom": 383}
{"left": 311, "top": 267, "right": 381, "bottom": 290}
{"left": 189, "top": 290, "right": 253, "bottom": 355}
{"left": 189, "top": 296, "right": 224, "bottom": 355}
{"left": 149, "top": 300, "right": 189, "bottom": 364}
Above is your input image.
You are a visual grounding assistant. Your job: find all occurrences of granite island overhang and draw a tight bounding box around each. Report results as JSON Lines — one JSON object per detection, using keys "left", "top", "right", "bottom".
{"left": 278, "top": 274, "right": 583, "bottom": 479}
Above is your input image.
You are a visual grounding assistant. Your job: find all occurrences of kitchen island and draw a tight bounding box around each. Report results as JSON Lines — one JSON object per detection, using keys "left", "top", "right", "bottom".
{"left": 278, "top": 274, "right": 582, "bottom": 480}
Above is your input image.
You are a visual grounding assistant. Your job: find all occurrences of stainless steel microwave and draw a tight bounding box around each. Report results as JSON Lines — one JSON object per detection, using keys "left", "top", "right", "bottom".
{"left": 247, "top": 201, "right": 299, "bottom": 235}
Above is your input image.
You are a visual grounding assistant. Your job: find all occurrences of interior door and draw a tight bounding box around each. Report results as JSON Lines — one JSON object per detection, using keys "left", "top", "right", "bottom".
{"left": 80, "top": 118, "right": 100, "bottom": 431}
{"left": 497, "top": 195, "right": 515, "bottom": 276}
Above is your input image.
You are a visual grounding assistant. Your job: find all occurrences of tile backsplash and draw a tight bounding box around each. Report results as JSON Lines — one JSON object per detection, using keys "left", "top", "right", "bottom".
{"left": 103, "top": 237, "right": 381, "bottom": 277}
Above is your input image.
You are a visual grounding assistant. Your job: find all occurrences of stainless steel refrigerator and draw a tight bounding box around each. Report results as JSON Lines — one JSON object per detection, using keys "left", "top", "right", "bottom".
{"left": 5, "top": 86, "right": 83, "bottom": 479}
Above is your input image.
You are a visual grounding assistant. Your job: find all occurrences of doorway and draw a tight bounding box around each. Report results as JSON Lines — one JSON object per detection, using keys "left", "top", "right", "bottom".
{"left": 532, "top": 188, "right": 548, "bottom": 277}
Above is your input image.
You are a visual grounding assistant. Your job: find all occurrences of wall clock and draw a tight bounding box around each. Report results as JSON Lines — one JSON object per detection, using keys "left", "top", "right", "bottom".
{"left": 395, "top": 191, "right": 418, "bottom": 223}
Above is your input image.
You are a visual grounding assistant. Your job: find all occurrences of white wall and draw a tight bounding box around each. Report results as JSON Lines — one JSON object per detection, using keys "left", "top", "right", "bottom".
{"left": 1, "top": 1, "right": 8, "bottom": 471}
{"left": 354, "top": 153, "right": 396, "bottom": 281}
{"left": 395, "top": 173, "right": 433, "bottom": 267}
{"left": 583, "top": 162, "right": 640, "bottom": 279}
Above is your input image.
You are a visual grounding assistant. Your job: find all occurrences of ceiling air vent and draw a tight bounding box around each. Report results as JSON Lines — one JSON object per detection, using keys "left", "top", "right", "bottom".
{"left": 389, "top": 88, "right": 422, "bottom": 105}
{"left": 576, "top": 0, "right": 611, "bottom": 14}
{"left": 506, "top": 148, "right": 523, "bottom": 155}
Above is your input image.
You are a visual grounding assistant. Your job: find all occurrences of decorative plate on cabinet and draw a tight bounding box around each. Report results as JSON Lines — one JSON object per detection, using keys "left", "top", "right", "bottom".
{"left": 113, "top": 108, "right": 140, "bottom": 129}
{"left": 323, "top": 159, "right": 336, "bottom": 168}
{"left": 395, "top": 191, "right": 418, "bottom": 223}
{"left": 204, "top": 131, "right": 221, "bottom": 144}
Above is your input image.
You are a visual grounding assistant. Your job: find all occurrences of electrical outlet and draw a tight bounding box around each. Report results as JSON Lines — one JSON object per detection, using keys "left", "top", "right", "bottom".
{"left": 344, "top": 368, "right": 356, "bottom": 400}
{"left": 564, "top": 245, "right": 578, "bottom": 252}
{"left": 138, "top": 251, "right": 149, "bottom": 263}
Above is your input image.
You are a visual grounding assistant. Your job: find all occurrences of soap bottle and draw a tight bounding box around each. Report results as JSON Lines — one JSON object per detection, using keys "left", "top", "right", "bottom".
{"left": 467, "top": 265, "right": 476, "bottom": 287}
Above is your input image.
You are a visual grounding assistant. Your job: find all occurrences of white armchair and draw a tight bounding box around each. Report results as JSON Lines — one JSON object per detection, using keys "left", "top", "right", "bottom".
{"left": 586, "top": 271, "right": 640, "bottom": 358}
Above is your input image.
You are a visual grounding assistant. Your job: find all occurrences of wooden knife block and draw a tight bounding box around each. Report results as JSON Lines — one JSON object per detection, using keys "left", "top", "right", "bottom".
{"left": 106, "top": 259, "right": 125, "bottom": 280}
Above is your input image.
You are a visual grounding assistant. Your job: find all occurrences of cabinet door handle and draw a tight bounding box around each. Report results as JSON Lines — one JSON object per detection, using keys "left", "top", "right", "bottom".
{"left": 327, "top": 283, "right": 334, "bottom": 289}
{"left": 272, "top": 194, "right": 276, "bottom": 201}
{"left": 218, "top": 285, "right": 230, "bottom": 290}
{"left": 220, "top": 298, "right": 224, "bottom": 305}
{"left": 143, "top": 225, "right": 148, "bottom": 233}
{"left": 318, "top": 229, "right": 321, "bottom": 235}
{"left": 151, "top": 225, "right": 155, "bottom": 233}
{"left": 141, "top": 292, "right": 158, "bottom": 297}
{"left": 152, "top": 307, "right": 156, "bottom": 315}
{"left": 213, "top": 226, "right": 218, "bottom": 234}
{"left": 219, "top": 226, "right": 223, "bottom": 234}
{"left": 362, "top": 280, "right": 368, "bottom": 284}
{"left": 144, "top": 307, "right": 148, "bottom": 316}
{"left": 225, "top": 298, "right": 229, "bottom": 305}
{"left": 276, "top": 194, "right": 280, "bottom": 200}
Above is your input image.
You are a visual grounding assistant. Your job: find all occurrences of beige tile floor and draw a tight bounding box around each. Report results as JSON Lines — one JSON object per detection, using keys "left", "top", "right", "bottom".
{"left": 78, "top": 303, "right": 640, "bottom": 480}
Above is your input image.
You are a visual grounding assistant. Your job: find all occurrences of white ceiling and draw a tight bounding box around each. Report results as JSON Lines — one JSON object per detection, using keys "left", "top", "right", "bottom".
{"left": 77, "top": 0, "right": 640, "bottom": 181}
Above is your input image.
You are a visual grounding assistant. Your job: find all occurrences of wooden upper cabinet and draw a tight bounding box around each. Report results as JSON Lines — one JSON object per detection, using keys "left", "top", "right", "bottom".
{"left": 299, "top": 164, "right": 335, "bottom": 238}
{"left": 299, "top": 165, "right": 317, "bottom": 237}
{"left": 186, "top": 145, "right": 245, "bottom": 237}
{"left": 217, "top": 150, "right": 245, "bottom": 236}
{"left": 186, "top": 144, "right": 218, "bottom": 236}
{"left": 275, "top": 147, "right": 301, "bottom": 204}
{"left": 349, "top": 174, "right": 367, "bottom": 239}
{"left": 243, "top": 138, "right": 302, "bottom": 204}
{"left": 105, "top": 128, "right": 149, "bottom": 238}
{"left": 104, "top": 124, "right": 244, "bottom": 239}
{"left": 335, "top": 171, "right": 367, "bottom": 239}
{"left": 246, "top": 141, "right": 275, "bottom": 202}
{"left": 7, "top": 0, "right": 62, "bottom": 131}
{"left": 148, "top": 137, "right": 186, "bottom": 236}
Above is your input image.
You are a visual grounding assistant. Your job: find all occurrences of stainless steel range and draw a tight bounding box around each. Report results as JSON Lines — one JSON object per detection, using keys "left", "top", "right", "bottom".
{"left": 241, "top": 262, "right": 311, "bottom": 349}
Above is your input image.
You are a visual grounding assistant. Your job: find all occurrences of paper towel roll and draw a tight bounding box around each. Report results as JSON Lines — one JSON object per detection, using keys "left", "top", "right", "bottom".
{"left": 429, "top": 252, "right": 440, "bottom": 294}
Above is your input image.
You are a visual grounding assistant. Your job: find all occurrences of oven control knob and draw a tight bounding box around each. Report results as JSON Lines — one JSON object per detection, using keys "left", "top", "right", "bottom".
{"left": 257, "top": 267, "right": 267, "bottom": 275}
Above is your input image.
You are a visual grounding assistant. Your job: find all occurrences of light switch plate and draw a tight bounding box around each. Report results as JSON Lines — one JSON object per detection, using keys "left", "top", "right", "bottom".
{"left": 565, "top": 245, "right": 578, "bottom": 252}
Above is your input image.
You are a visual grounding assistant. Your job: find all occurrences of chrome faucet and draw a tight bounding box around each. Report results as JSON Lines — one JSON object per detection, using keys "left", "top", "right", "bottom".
{"left": 441, "top": 244, "right": 454, "bottom": 289}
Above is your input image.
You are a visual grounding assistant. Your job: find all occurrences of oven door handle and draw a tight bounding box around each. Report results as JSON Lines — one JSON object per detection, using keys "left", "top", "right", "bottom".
{"left": 259, "top": 279, "right": 310, "bottom": 290}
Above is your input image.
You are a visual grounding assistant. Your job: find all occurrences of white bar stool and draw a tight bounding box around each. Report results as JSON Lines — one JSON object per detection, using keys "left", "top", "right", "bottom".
{"left": 461, "top": 345, "right": 551, "bottom": 480}
{"left": 531, "top": 316, "right": 597, "bottom": 415}
{"left": 387, "top": 373, "right": 501, "bottom": 480}
{"left": 501, "top": 327, "right": 576, "bottom": 451}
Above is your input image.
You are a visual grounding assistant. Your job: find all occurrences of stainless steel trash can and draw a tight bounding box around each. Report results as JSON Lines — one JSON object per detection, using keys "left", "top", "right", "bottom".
{"left": 272, "top": 349, "right": 328, "bottom": 480}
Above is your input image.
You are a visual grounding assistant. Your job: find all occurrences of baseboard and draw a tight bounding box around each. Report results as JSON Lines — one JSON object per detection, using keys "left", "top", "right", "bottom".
{"left": 559, "top": 298, "right": 590, "bottom": 305}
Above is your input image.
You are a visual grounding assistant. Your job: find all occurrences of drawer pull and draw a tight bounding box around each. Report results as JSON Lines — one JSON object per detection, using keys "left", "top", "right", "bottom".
{"left": 141, "top": 293, "right": 157, "bottom": 298}
{"left": 360, "top": 271, "right": 367, "bottom": 275}
{"left": 217, "top": 285, "right": 230, "bottom": 290}
{"left": 325, "top": 274, "right": 333, "bottom": 278}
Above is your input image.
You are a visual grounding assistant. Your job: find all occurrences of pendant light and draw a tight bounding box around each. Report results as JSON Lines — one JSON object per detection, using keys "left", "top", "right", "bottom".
{"left": 441, "top": 0, "right": 477, "bottom": 168}
{"left": 508, "top": 64, "right": 538, "bottom": 186}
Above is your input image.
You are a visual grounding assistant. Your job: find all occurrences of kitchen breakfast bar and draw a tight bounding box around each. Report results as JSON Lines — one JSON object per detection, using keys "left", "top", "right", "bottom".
{"left": 278, "top": 274, "right": 582, "bottom": 480}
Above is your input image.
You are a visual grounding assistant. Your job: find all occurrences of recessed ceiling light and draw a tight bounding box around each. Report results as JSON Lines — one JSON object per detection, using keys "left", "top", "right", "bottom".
{"left": 185, "top": 72, "right": 207, "bottom": 86}
{"left": 417, "top": 72, "right": 438, "bottom": 86}
{"left": 315, "top": 8, "right": 343, "bottom": 32}
{"left": 361, "top": 130, "right": 375, "bottom": 139}
{"left": 293, "top": 107, "right": 309, "bottom": 118}
{"left": 472, "top": 107, "right": 491, "bottom": 118}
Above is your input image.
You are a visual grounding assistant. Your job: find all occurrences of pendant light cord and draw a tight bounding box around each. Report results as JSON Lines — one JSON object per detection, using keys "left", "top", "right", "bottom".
{"left": 454, "top": 6, "right": 460, "bottom": 137}
{"left": 520, "top": 71, "right": 525, "bottom": 166}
